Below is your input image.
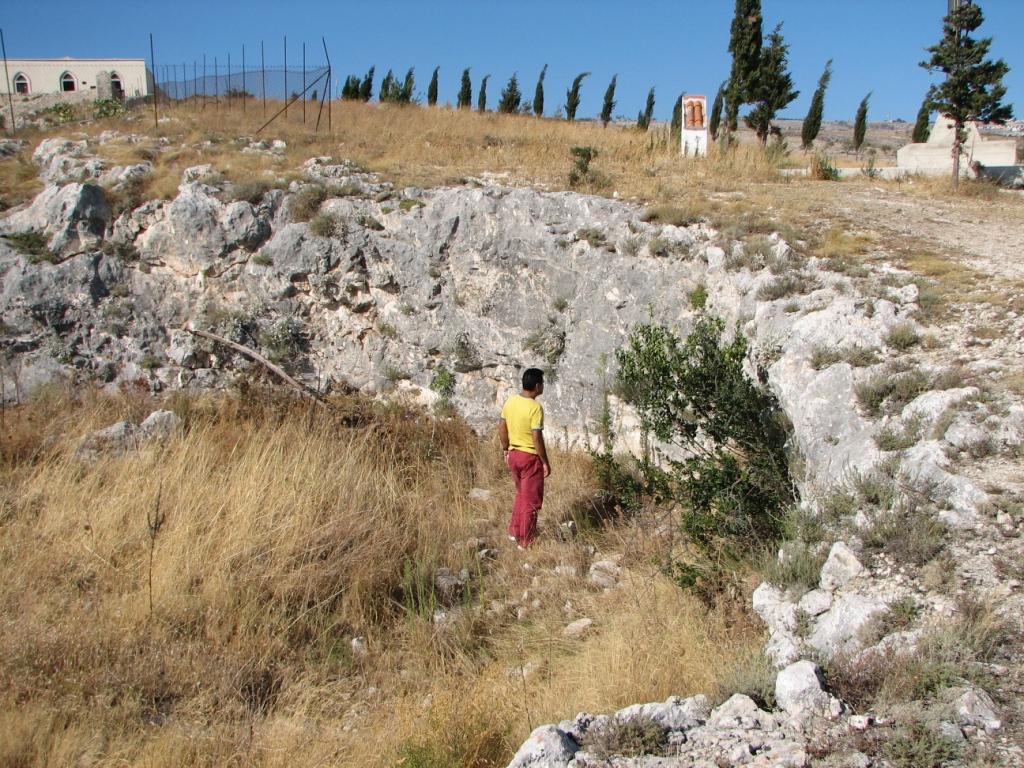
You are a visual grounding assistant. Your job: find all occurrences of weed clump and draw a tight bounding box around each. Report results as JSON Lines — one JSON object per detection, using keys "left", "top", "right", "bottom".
{"left": 3, "top": 231, "right": 55, "bottom": 262}
{"left": 885, "top": 322, "right": 921, "bottom": 351}
{"left": 581, "top": 716, "right": 669, "bottom": 759}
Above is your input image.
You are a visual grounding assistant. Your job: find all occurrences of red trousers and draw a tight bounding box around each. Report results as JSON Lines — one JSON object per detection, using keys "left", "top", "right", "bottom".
{"left": 507, "top": 450, "right": 544, "bottom": 547}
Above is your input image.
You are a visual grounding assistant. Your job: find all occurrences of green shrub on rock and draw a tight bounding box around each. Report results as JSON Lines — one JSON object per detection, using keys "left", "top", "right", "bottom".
{"left": 614, "top": 316, "right": 795, "bottom": 552}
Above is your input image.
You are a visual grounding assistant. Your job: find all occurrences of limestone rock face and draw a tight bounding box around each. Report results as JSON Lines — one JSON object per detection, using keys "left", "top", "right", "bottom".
{"left": 1, "top": 183, "right": 110, "bottom": 256}
{"left": 775, "top": 661, "right": 842, "bottom": 724}
{"left": 506, "top": 725, "right": 579, "bottom": 768}
{"left": 819, "top": 542, "right": 863, "bottom": 592}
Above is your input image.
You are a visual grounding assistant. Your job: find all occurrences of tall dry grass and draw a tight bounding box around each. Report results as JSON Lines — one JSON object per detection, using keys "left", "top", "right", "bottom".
{"left": 0, "top": 387, "right": 762, "bottom": 767}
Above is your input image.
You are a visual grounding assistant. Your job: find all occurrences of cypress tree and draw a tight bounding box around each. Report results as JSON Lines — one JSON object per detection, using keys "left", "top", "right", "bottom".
{"left": 726, "top": 0, "right": 763, "bottom": 131}
{"left": 379, "top": 69, "right": 395, "bottom": 102}
{"left": 341, "top": 75, "right": 360, "bottom": 101}
{"left": 921, "top": 2, "right": 1012, "bottom": 189}
{"left": 565, "top": 72, "right": 590, "bottom": 121}
{"left": 912, "top": 90, "right": 933, "bottom": 144}
{"left": 744, "top": 23, "right": 798, "bottom": 144}
{"left": 359, "top": 66, "right": 375, "bottom": 102}
{"left": 427, "top": 66, "right": 439, "bottom": 106}
{"left": 801, "top": 59, "right": 832, "bottom": 150}
{"left": 533, "top": 64, "right": 547, "bottom": 117}
{"left": 670, "top": 92, "right": 683, "bottom": 144}
{"left": 853, "top": 92, "right": 870, "bottom": 154}
{"left": 709, "top": 81, "right": 726, "bottom": 141}
{"left": 637, "top": 87, "right": 655, "bottom": 131}
{"left": 399, "top": 68, "right": 415, "bottom": 104}
{"left": 498, "top": 73, "right": 522, "bottom": 113}
{"left": 600, "top": 75, "right": 617, "bottom": 126}
{"left": 477, "top": 74, "right": 490, "bottom": 113}
{"left": 458, "top": 68, "right": 472, "bottom": 109}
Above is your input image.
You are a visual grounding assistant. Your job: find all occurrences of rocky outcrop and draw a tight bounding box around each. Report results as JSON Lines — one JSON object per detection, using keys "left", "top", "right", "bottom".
{"left": 3, "top": 136, "right": 1021, "bottom": 767}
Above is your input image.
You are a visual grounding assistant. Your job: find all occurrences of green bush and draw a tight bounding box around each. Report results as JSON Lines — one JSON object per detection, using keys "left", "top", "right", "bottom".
{"left": 47, "top": 102, "right": 75, "bottom": 124}
{"left": 689, "top": 284, "right": 708, "bottom": 310}
{"left": 614, "top": 316, "right": 795, "bottom": 552}
{"left": 809, "top": 153, "right": 840, "bottom": 181}
{"left": 3, "top": 231, "right": 55, "bottom": 262}
{"left": 430, "top": 366, "right": 456, "bottom": 410}
{"left": 93, "top": 98, "right": 127, "bottom": 119}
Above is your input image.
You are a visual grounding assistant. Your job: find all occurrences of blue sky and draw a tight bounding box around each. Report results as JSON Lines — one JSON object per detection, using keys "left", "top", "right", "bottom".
{"left": 3, "top": 1, "right": 1021, "bottom": 122}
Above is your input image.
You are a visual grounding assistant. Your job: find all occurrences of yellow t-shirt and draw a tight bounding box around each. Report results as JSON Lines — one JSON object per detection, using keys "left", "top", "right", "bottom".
{"left": 501, "top": 394, "right": 544, "bottom": 454}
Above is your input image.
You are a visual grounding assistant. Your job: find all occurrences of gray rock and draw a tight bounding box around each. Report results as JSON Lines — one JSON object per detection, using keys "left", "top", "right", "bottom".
{"left": 468, "top": 487, "right": 492, "bottom": 501}
{"left": 588, "top": 560, "right": 621, "bottom": 589}
{"left": 798, "top": 589, "right": 833, "bottom": 616}
{"left": 613, "top": 695, "right": 710, "bottom": 731}
{"left": 434, "top": 567, "right": 469, "bottom": 605}
{"left": 138, "top": 409, "right": 182, "bottom": 441}
{"left": 775, "top": 660, "right": 842, "bottom": 723}
{"left": 808, "top": 594, "right": 888, "bottom": 659}
{"left": 1, "top": 183, "right": 110, "bottom": 256}
{"left": 819, "top": 542, "right": 863, "bottom": 592}
{"left": 563, "top": 618, "right": 594, "bottom": 640}
{"left": 506, "top": 725, "right": 579, "bottom": 768}
{"left": 952, "top": 687, "right": 1001, "bottom": 732}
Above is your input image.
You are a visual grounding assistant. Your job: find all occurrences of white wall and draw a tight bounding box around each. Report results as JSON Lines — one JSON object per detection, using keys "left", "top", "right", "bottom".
{"left": 1, "top": 59, "right": 151, "bottom": 98}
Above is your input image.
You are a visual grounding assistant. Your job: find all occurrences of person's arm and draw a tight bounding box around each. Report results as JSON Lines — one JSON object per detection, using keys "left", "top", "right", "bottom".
{"left": 498, "top": 419, "right": 510, "bottom": 457}
{"left": 532, "top": 429, "right": 551, "bottom": 477}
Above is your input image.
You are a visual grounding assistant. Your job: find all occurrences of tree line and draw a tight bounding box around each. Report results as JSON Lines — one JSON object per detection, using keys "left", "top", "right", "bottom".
{"left": 337, "top": 63, "right": 674, "bottom": 133}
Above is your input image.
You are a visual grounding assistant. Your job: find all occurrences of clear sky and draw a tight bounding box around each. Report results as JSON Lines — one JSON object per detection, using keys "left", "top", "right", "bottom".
{"left": 2, "top": 1, "right": 1020, "bottom": 122}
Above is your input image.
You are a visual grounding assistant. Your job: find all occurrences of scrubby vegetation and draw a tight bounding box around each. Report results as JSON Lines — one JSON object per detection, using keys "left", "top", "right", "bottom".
{"left": 0, "top": 385, "right": 764, "bottom": 766}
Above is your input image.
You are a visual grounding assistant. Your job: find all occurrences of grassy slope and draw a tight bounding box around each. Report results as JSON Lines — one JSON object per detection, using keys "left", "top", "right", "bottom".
{"left": 0, "top": 387, "right": 762, "bottom": 767}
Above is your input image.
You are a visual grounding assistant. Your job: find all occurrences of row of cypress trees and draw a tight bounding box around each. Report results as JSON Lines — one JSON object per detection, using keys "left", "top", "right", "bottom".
{"left": 338, "top": 64, "right": 671, "bottom": 129}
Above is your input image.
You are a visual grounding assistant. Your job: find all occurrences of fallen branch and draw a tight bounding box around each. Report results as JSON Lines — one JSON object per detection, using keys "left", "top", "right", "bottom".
{"left": 183, "top": 324, "right": 328, "bottom": 408}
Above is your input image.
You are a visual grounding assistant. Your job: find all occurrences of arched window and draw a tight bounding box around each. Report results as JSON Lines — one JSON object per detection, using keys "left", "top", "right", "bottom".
{"left": 60, "top": 71, "right": 77, "bottom": 92}
{"left": 109, "top": 71, "right": 123, "bottom": 97}
{"left": 13, "top": 73, "right": 29, "bottom": 95}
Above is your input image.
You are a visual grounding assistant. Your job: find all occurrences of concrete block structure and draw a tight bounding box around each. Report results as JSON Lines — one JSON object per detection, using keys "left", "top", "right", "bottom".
{"left": 897, "top": 115, "right": 1017, "bottom": 176}
{"left": 680, "top": 94, "right": 709, "bottom": 157}
{"left": 1, "top": 59, "right": 151, "bottom": 99}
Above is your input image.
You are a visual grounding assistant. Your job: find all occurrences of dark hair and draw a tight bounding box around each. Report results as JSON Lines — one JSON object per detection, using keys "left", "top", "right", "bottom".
{"left": 522, "top": 368, "right": 544, "bottom": 391}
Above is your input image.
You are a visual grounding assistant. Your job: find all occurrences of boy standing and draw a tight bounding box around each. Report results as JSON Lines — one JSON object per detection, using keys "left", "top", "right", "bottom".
{"left": 498, "top": 368, "right": 551, "bottom": 548}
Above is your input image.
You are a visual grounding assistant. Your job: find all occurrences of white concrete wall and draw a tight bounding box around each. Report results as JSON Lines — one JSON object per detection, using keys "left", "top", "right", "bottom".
{"left": 897, "top": 115, "right": 1017, "bottom": 176}
{"left": 1, "top": 59, "right": 151, "bottom": 98}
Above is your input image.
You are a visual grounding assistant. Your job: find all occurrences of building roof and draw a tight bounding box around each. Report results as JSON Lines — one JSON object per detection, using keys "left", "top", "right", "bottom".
{"left": 5, "top": 58, "right": 146, "bottom": 63}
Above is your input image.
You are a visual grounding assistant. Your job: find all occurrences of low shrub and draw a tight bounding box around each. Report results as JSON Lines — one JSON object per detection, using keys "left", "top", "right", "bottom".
{"left": 5, "top": 232, "right": 58, "bottom": 264}
{"left": 290, "top": 184, "right": 329, "bottom": 222}
{"left": 93, "top": 98, "right": 127, "bottom": 119}
{"left": 689, "top": 284, "right": 708, "bottom": 310}
{"left": 231, "top": 179, "right": 273, "bottom": 205}
{"left": 647, "top": 236, "right": 689, "bottom": 258}
{"left": 580, "top": 716, "right": 669, "bottom": 760}
{"left": 757, "top": 273, "right": 819, "bottom": 301}
{"left": 576, "top": 227, "right": 607, "bottom": 248}
{"left": 309, "top": 214, "right": 340, "bottom": 238}
{"left": 809, "top": 153, "right": 840, "bottom": 181}
{"left": 640, "top": 204, "right": 700, "bottom": 227}
{"left": 886, "top": 322, "right": 920, "bottom": 351}
{"left": 855, "top": 367, "right": 931, "bottom": 416}
{"left": 861, "top": 504, "right": 946, "bottom": 567}
{"left": 714, "top": 650, "right": 777, "bottom": 710}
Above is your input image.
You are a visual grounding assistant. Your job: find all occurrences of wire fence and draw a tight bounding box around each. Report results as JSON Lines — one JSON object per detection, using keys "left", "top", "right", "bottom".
{"left": 154, "top": 64, "right": 330, "bottom": 104}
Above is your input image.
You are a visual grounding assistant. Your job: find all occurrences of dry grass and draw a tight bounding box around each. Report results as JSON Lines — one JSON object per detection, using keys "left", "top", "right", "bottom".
{"left": 0, "top": 387, "right": 762, "bottom": 767}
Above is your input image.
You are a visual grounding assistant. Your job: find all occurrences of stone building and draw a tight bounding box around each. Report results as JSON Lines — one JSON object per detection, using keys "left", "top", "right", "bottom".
{"left": 1, "top": 58, "right": 151, "bottom": 99}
